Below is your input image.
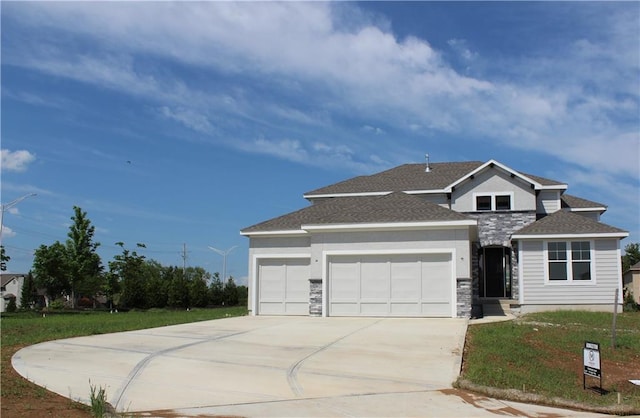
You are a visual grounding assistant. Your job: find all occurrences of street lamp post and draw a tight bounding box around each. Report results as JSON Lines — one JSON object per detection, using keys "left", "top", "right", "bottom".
{"left": 208, "top": 245, "right": 237, "bottom": 285}
{"left": 0, "top": 193, "right": 37, "bottom": 245}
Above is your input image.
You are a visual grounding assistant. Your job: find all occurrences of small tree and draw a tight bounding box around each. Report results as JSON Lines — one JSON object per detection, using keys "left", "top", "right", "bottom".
{"left": 20, "top": 271, "right": 38, "bottom": 309}
{"left": 223, "top": 277, "right": 239, "bottom": 306}
{"left": 209, "top": 273, "right": 224, "bottom": 306}
{"left": 66, "top": 206, "right": 103, "bottom": 308}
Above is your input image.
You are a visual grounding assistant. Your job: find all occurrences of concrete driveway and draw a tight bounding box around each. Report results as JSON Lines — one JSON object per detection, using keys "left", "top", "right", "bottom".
{"left": 12, "top": 316, "right": 605, "bottom": 417}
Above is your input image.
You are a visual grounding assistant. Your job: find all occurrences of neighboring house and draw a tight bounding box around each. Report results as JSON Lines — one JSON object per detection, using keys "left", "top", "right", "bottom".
{"left": 623, "top": 262, "right": 640, "bottom": 304}
{"left": 1, "top": 273, "right": 25, "bottom": 312}
{"left": 241, "top": 159, "right": 628, "bottom": 318}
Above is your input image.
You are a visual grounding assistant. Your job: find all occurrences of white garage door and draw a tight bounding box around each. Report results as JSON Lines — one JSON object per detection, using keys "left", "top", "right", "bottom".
{"left": 329, "top": 253, "right": 453, "bottom": 317}
{"left": 258, "top": 258, "right": 310, "bottom": 315}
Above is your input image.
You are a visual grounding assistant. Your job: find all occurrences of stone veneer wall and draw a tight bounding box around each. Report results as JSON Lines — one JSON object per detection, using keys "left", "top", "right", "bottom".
{"left": 468, "top": 211, "right": 536, "bottom": 302}
{"left": 309, "top": 279, "right": 322, "bottom": 316}
{"left": 456, "top": 278, "right": 472, "bottom": 318}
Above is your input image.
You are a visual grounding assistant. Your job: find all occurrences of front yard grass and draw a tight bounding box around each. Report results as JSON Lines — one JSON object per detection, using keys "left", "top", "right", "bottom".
{"left": 1, "top": 307, "right": 248, "bottom": 418}
{"left": 460, "top": 311, "right": 640, "bottom": 413}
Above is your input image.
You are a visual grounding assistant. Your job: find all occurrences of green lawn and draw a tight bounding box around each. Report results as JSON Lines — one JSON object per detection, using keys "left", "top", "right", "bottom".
{"left": 461, "top": 311, "right": 640, "bottom": 412}
{"left": 1, "top": 307, "right": 248, "bottom": 347}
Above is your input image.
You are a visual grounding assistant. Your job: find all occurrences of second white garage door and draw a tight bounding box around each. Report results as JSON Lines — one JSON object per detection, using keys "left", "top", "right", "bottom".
{"left": 328, "top": 253, "right": 453, "bottom": 317}
{"left": 258, "top": 258, "right": 310, "bottom": 315}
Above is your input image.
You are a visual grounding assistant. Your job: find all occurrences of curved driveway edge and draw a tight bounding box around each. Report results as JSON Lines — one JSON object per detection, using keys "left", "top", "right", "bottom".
{"left": 12, "top": 316, "right": 607, "bottom": 417}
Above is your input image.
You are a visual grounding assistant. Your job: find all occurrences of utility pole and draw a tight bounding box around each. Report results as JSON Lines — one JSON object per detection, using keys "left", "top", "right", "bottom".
{"left": 181, "top": 243, "right": 187, "bottom": 277}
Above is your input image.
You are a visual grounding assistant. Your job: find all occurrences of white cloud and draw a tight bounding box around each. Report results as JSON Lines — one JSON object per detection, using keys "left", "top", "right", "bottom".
{"left": 447, "top": 39, "right": 478, "bottom": 62}
{"left": 1, "top": 225, "right": 16, "bottom": 239}
{"left": 160, "top": 106, "right": 213, "bottom": 134}
{"left": 362, "top": 125, "right": 385, "bottom": 135}
{"left": 3, "top": 2, "right": 637, "bottom": 180}
{"left": 1, "top": 149, "right": 36, "bottom": 172}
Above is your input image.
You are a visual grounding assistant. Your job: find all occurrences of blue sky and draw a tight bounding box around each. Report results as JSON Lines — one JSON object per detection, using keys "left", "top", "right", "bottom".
{"left": 2, "top": 2, "right": 639, "bottom": 284}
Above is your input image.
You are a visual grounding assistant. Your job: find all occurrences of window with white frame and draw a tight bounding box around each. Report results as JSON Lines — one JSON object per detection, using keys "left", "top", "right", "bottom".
{"left": 546, "top": 241, "right": 592, "bottom": 282}
{"left": 474, "top": 193, "right": 513, "bottom": 211}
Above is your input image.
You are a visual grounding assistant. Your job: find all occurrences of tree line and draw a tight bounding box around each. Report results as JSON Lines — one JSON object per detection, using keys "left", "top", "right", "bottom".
{"left": 11, "top": 206, "right": 247, "bottom": 310}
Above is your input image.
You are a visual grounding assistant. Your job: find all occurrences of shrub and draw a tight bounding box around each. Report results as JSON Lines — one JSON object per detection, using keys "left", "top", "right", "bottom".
{"left": 78, "top": 297, "right": 93, "bottom": 309}
{"left": 49, "top": 299, "right": 65, "bottom": 310}
{"left": 623, "top": 289, "right": 639, "bottom": 312}
{"left": 6, "top": 297, "right": 17, "bottom": 313}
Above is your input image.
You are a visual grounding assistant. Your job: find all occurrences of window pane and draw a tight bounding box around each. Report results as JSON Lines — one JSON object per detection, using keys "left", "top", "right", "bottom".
{"left": 495, "top": 195, "right": 511, "bottom": 210}
{"left": 476, "top": 196, "right": 491, "bottom": 211}
{"left": 548, "top": 242, "right": 567, "bottom": 260}
{"left": 571, "top": 241, "right": 591, "bottom": 261}
{"left": 549, "top": 262, "right": 567, "bottom": 280}
{"left": 572, "top": 262, "right": 591, "bottom": 280}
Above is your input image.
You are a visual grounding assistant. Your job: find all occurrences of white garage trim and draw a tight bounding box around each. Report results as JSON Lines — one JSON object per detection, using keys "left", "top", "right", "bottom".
{"left": 250, "top": 254, "right": 310, "bottom": 315}
{"left": 322, "top": 249, "right": 457, "bottom": 318}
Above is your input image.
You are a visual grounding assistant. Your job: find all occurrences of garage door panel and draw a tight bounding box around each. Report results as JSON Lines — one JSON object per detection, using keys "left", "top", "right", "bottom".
{"left": 390, "top": 303, "right": 421, "bottom": 315}
{"left": 421, "top": 302, "right": 450, "bottom": 317}
{"left": 330, "top": 258, "right": 359, "bottom": 301}
{"left": 360, "top": 260, "right": 390, "bottom": 300}
{"left": 259, "top": 264, "right": 285, "bottom": 301}
{"left": 285, "top": 263, "right": 310, "bottom": 301}
{"left": 330, "top": 302, "right": 360, "bottom": 316}
{"left": 421, "top": 255, "right": 451, "bottom": 301}
{"left": 360, "top": 302, "right": 389, "bottom": 315}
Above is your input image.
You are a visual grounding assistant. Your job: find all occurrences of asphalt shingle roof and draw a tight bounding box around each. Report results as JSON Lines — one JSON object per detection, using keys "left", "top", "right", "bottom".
{"left": 241, "top": 192, "right": 471, "bottom": 233}
{"left": 305, "top": 162, "right": 484, "bottom": 195}
{"left": 513, "top": 210, "right": 627, "bottom": 236}
{"left": 305, "top": 161, "right": 566, "bottom": 196}
{"left": 561, "top": 194, "right": 607, "bottom": 210}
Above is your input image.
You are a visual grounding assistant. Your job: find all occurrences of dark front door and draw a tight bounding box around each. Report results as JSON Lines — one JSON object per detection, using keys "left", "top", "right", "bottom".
{"left": 481, "top": 247, "right": 512, "bottom": 298}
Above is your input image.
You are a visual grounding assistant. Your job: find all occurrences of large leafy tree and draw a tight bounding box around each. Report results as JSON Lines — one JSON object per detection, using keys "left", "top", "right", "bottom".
{"left": 110, "top": 242, "right": 147, "bottom": 309}
{"left": 33, "top": 241, "right": 70, "bottom": 300}
{"left": 66, "top": 206, "right": 103, "bottom": 307}
{"left": 167, "top": 266, "right": 189, "bottom": 308}
{"left": 187, "top": 267, "right": 210, "bottom": 308}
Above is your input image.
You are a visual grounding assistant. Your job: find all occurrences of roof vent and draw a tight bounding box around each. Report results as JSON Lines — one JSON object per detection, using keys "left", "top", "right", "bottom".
{"left": 425, "top": 153, "right": 431, "bottom": 172}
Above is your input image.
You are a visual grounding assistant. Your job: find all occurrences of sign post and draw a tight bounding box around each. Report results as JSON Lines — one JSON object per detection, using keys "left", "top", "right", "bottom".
{"left": 583, "top": 341, "right": 603, "bottom": 393}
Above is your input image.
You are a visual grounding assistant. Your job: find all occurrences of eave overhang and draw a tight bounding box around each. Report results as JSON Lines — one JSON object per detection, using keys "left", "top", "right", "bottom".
{"left": 240, "top": 229, "right": 309, "bottom": 237}
{"left": 512, "top": 232, "right": 629, "bottom": 240}
{"left": 301, "top": 219, "right": 477, "bottom": 233}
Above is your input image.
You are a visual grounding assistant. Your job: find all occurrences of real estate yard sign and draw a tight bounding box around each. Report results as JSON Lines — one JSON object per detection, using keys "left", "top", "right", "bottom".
{"left": 583, "top": 341, "right": 603, "bottom": 392}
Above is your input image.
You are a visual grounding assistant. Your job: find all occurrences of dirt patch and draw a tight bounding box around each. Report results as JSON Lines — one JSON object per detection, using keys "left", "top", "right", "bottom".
{"left": 440, "top": 388, "right": 563, "bottom": 418}
{"left": 1, "top": 344, "right": 91, "bottom": 418}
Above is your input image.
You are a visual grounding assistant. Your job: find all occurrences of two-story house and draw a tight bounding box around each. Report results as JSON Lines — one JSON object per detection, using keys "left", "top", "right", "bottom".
{"left": 1, "top": 273, "right": 25, "bottom": 312}
{"left": 240, "top": 159, "right": 628, "bottom": 318}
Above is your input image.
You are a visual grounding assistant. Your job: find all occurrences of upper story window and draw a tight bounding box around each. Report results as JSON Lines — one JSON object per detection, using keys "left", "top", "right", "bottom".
{"left": 474, "top": 193, "right": 513, "bottom": 211}
{"left": 546, "top": 241, "right": 592, "bottom": 282}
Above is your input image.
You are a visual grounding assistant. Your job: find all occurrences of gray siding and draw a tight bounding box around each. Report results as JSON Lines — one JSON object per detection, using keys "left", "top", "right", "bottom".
{"left": 420, "top": 193, "right": 449, "bottom": 208}
{"left": 519, "top": 239, "right": 621, "bottom": 306}
{"left": 451, "top": 168, "right": 536, "bottom": 212}
{"left": 537, "top": 190, "right": 561, "bottom": 215}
